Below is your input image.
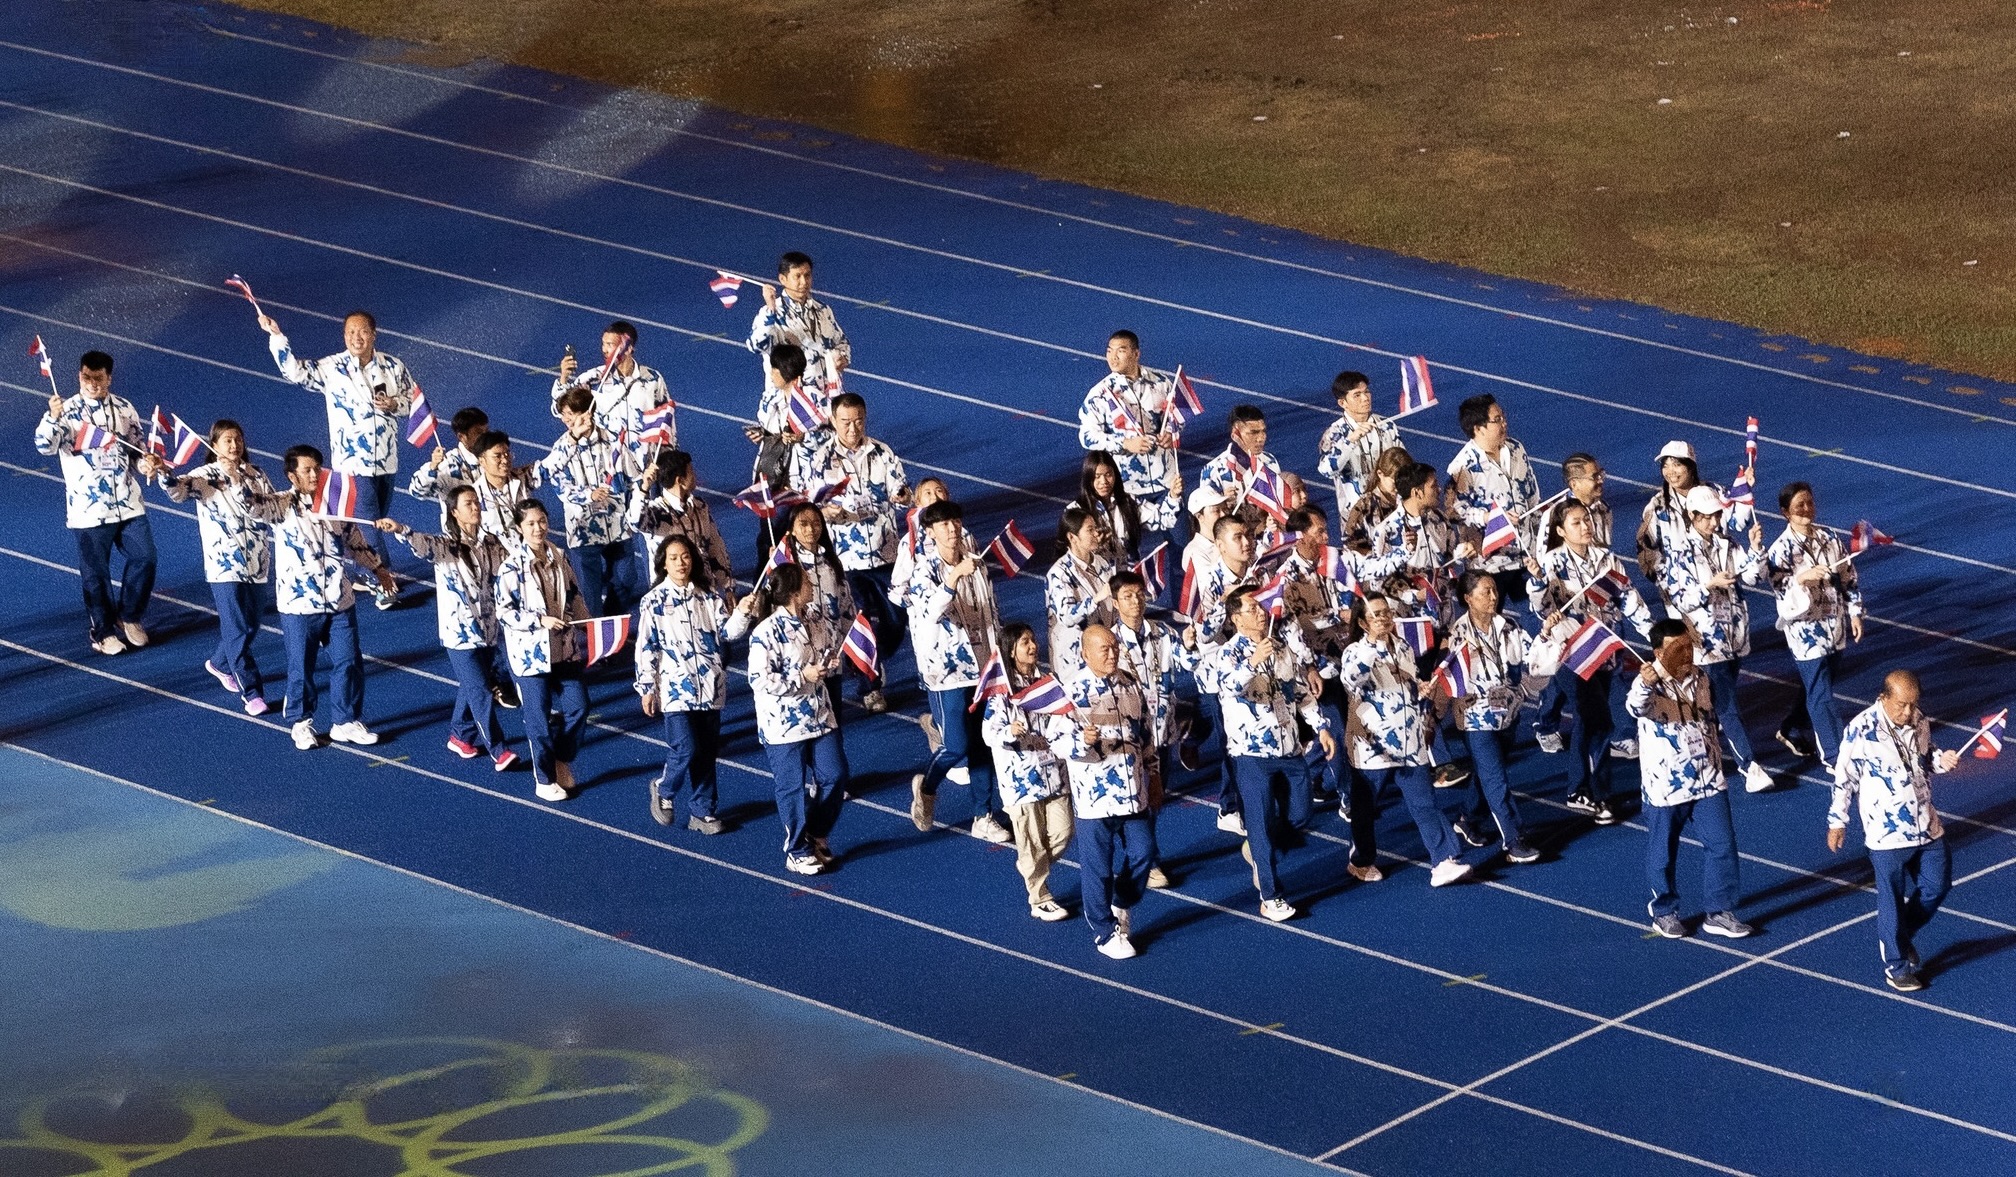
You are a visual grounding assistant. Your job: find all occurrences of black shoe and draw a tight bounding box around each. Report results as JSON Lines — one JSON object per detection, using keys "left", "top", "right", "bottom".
{"left": 491, "top": 680, "right": 521, "bottom": 710}
{"left": 1774, "top": 728, "right": 1813, "bottom": 760}
{"left": 648, "top": 780, "right": 674, "bottom": 827}
{"left": 1433, "top": 764, "right": 1471, "bottom": 789}
{"left": 1592, "top": 800, "right": 1619, "bottom": 826}
{"left": 1564, "top": 791, "right": 1598, "bottom": 815}
{"left": 1453, "top": 815, "right": 1493, "bottom": 848}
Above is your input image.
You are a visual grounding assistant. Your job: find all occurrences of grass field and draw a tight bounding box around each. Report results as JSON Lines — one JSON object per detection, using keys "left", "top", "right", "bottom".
{"left": 230, "top": 0, "right": 2016, "bottom": 379}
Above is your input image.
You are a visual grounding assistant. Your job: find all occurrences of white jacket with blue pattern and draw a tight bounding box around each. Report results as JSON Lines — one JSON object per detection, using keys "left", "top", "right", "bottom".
{"left": 159, "top": 461, "right": 276, "bottom": 584}
{"left": 1626, "top": 668, "right": 1728, "bottom": 806}
{"left": 1056, "top": 669, "right": 1153, "bottom": 819}
{"left": 494, "top": 543, "right": 588, "bottom": 676}
{"left": 268, "top": 335, "right": 413, "bottom": 477}
{"left": 1829, "top": 702, "right": 1943, "bottom": 850}
{"left": 633, "top": 580, "right": 731, "bottom": 713}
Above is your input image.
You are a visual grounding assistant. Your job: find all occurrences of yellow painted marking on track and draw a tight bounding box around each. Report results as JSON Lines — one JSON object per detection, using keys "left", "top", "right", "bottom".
{"left": 1759, "top": 342, "right": 1787, "bottom": 351}
{"left": 1801, "top": 353, "right": 1831, "bottom": 363}
{"left": 198, "top": 798, "right": 217, "bottom": 806}
{"left": 1850, "top": 364, "right": 1881, "bottom": 374}
{"left": 1055, "top": 1072, "right": 1077, "bottom": 1081}
{"left": 1950, "top": 385, "right": 1983, "bottom": 397}
{"left": 1806, "top": 447, "right": 1843, "bottom": 459}
{"left": 1239, "top": 1022, "right": 1285, "bottom": 1036}
{"left": 367, "top": 754, "right": 411, "bottom": 768}
{"left": 1444, "top": 973, "right": 1488, "bottom": 987}
{"left": 1643, "top": 930, "right": 1667, "bottom": 939}
{"left": 1018, "top": 269, "right": 1052, "bottom": 277}
{"left": 1902, "top": 375, "right": 1932, "bottom": 385}
{"left": 2002, "top": 397, "right": 2016, "bottom": 408}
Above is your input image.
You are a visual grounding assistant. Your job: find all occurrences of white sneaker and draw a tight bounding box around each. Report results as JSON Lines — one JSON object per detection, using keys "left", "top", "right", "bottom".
{"left": 1111, "top": 904, "right": 1132, "bottom": 938}
{"left": 971, "top": 815, "right": 1013, "bottom": 844}
{"left": 535, "top": 780, "right": 569, "bottom": 802}
{"left": 946, "top": 765, "right": 971, "bottom": 787}
{"left": 1216, "top": 811, "right": 1247, "bottom": 836}
{"left": 784, "top": 853, "right": 824, "bottom": 876}
{"left": 1610, "top": 737, "right": 1639, "bottom": 760}
{"left": 1429, "top": 859, "right": 1474, "bottom": 887}
{"left": 1146, "top": 866, "right": 1172, "bottom": 890}
{"left": 1096, "top": 932, "right": 1137, "bottom": 960}
{"left": 1348, "top": 862, "right": 1385, "bottom": 883}
{"left": 291, "top": 719, "right": 320, "bottom": 750}
{"left": 861, "top": 689, "right": 887, "bottom": 713}
{"left": 1031, "top": 900, "right": 1071, "bottom": 922}
{"left": 1535, "top": 731, "right": 1565, "bottom": 754}
{"left": 329, "top": 721, "right": 379, "bottom": 746}
{"left": 1260, "top": 898, "right": 1296, "bottom": 923}
{"left": 1743, "top": 762, "right": 1774, "bottom": 793}
{"left": 92, "top": 635, "right": 127, "bottom": 656}
{"left": 120, "top": 621, "right": 149, "bottom": 648}
{"left": 909, "top": 773, "right": 936, "bottom": 831}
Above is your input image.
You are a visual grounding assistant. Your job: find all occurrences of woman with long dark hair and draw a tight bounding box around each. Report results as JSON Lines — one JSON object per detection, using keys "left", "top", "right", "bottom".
{"left": 1076, "top": 451, "right": 1142, "bottom": 565}
{"left": 495, "top": 499, "right": 590, "bottom": 803}
{"left": 635, "top": 534, "right": 733, "bottom": 834}
{"left": 733, "top": 562, "right": 847, "bottom": 875}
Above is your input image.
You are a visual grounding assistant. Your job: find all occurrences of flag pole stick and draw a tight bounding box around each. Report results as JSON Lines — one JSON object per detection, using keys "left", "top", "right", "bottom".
{"left": 1952, "top": 709, "right": 2007, "bottom": 757}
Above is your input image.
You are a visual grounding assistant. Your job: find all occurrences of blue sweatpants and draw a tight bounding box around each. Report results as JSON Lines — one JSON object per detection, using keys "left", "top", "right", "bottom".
{"left": 1076, "top": 813, "right": 1155, "bottom": 942}
{"left": 659, "top": 709, "right": 722, "bottom": 823}
{"left": 443, "top": 645, "right": 508, "bottom": 752}
{"left": 920, "top": 686, "right": 999, "bottom": 823}
{"left": 1785, "top": 652, "right": 1847, "bottom": 764}
{"left": 1870, "top": 838, "right": 1950, "bottom": 968}
{"left": 209, "top": 580, "right": 265, "bottom": 702}
{"left": 1461, "top": 725, "right": 1527, "bottom": 847}
{"left": 765, "top": 730, "right": 846, "bottom": 858}
{"left": 515, "top": 662, "right": 589, "bottom": 786}
{"left": 1645, "top": 791, "right": 1740, "bottom": 918}
{"left": 282, "top": 607, "right": 363, "bottom": 727}
{"left": 1361, "top": 764, "right": 1462, "bottom": 866}
{"left": 1231, "top": 755, "right": 1312, "bottom": 901}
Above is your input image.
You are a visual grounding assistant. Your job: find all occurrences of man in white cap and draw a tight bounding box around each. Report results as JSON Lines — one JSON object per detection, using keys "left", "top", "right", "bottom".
{"left": 1658, "top": 484, "right": 1774, "bottom": 793}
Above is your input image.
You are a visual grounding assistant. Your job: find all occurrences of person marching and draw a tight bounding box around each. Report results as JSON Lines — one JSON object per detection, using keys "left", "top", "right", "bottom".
{"left": 1077, "top": 452, "right": 1143, "bottom": 566}
{"left": 1078, "top": 330, "right": 1183, "bottom": 587}
{"left": 1827, "top": 670, "right": 1961, "bottom": 991}
{"left": 540, "top": 386, "right": 648, "bottom": 616}
{"left": 407, "top": 406, "right": 492, "bottom": 529}
{"left": 157, "top": 419, "right": 274, "bottom": 713}
{"left": 1336, "top": 592, "right": 1473, "bottom": 887}
{"left": 1200, "top": 405, "right": 1286, "bottom": 535}
{"left": 982, "top": 623, "right": 1075, "bottom": 922}
{"left": 1766, "top": 481, "right": 1863, "bottom": 770}
{"left": 247, "top": 445, "right": 395, "bottom": 751}
{"left": 1201, "top": 585, "right": 1337, "bottom": 921}
{"left": 1630, "top": 620, "right": 1754, "bottom": 941}
{"left": 259, "top": 309, "right": 412, "bottom": 595}
{"left": 1109, "top": 568, "right": 1190, "bottom": 889}
{"left": 1046, "top": 506, "right": 1118, "bottom": 680}
{"left": 1369, "top": 460, "right": 1476, "bottom": 622}
{"left": 494, "top": 500, "right": 591, "bottom": 803}
{"left": 746, "top": 252, "right": 851, "bottom": 402}
{"left": 416, "top": 430, "right": 545, "bottom": 544}
{"left": 1058, "top": 624, "right": 1159, "bottom": 959}
{"left": 1525, "top": 499, "right": 1655, "bottom": 824}
{"left": 1445, "top": 395, "right": 1539, "bottom": 604}
{"left": 1636, "top": 440, "right": 1725, "bottom": 583}
{"left": 1659, "top": 485, "right": 1774, "bottom": 794}
{"left": 1439, "top": 571, "right": 1550, "bottom": 864}
{"left": 1317, "top": 370, "right": 1401, "bottom": 518}
{"left": 34, "top": 349, "right": 159, "bottom": 654}
{"left": 634, "top": 535, "right": 733, "bottom": 835}
{"left": 902, "top": 499, "right": 1008, "bottom": 843}
{"left": 375, "top": 485, "right": 517, "bottom": 771}
{"left": 733, "top": 563, "right": 848, "bottom": 875}
{"left": 634, "top": 449, "right": 735, "bottom": 597}
{"left": 1341, "top": 446, "right": 1412, "bottom": 556}
{"left": 552, "top": 320, "right": 674, "bottom": 439}
{"left": 778, "top": 503, "right": 859, "bottom": 726}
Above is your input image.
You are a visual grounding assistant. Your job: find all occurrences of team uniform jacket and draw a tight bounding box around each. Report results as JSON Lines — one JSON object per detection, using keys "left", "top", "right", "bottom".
{"left": 788, "top": 434, "right": 908, "bottom": 570}
{"left": 396, "top": 529, "right": 509, "bottom": 650}
{"left": 782, "top": 541, "right": 858, "bottom": 666}
{"left": 1045, "top": 550, "right": 1117, "bottom": 679}
{"left": 406, "top": 444, "right": 481, "bottom": 529}
{"left": 1112, "top": 616, "right": 1193, "bottom": 746}
{"left": 1627, "top": 669, "right": 1728, "bottom": 806}
{"left": 494, "top": 543, "right": 588, "bottom": 676}
{"left": 248, "top": 490, "right": 386, "bottom": 616}
{"left": 1658, "top": 529, "right": 1767, "bottom": 664}
{"left": 1201, "top": 632, "right": 1330, "bottom": 759}
{"left": 1444, "top": 610, "right": 1543, "bottom": 732}
{"left": 1526, "top": 544, "right": 1655, "bottom": 639}
{"left": 1274, "top": 546, "right": 1398, "bottom": 655}
{"left": 1318, "top": 413, "right": 1402, "bottom": 514}
{"left": 1337, "top": 635, "right": 1439, "bottom": 769}
{"left": 1635, "top": 482, "right": 1730, "bottom": 582}
{"left": 550, "top": 361, "right": 674, "bottom": 440}
{"left": 35, "top": 393, "right": 147, "bottom": 529}
{"left": 1445, "top": 438, "right": 1540, "bottom": 573}
{"left": 1340, "top": 488, "right": 1399, "bottom": 555}
{"left": 1829, "top": 701, "right": 1944, "bottom": 850}
{"left": 1078, "top": 370, "right": 1181, "bottom": 531}
{"left": 1055, "top": 669, "right": 1153, "bottom": 818}
{"left": 899, "top": 541, "right": 1001, "bottom": 692}
{"left": 1200, "top": 446, "right": 1286, "bottom": 530}
{"left": 1766, "top": 526, "right": 1864, "bottom": 661}
{"left": 159, "top": 461, "right": 276, "bottom": 583}
{"left": 1369, "top": 505, "right": 1466, "bottom": 620}
{"left": 633, "top": 489, "right": 734, "bottom": 589}
{"left": 983, "top": 667, "right": 1069, "bottom": 806}
{"left": 747, "top": 294, "right": 851, "bottom": 397}
{"left": 633, "top": 579, "right": 733, "bottom": 713}
{"left": 268, "top": 335, "right": 413, "bottom": 477}
{"left": 743, "top": 609, "right": 838, "bottom": 744}
{"left": 537, "top": 426, "right": 644, "bottom": 548}
{"left": 1534, "top": 495, "right": 1613, "bottom": 551}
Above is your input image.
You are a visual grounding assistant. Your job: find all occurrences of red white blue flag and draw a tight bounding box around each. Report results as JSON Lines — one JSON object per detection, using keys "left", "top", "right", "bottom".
{"left": 1479, "top": 503, "right": 1519, "bottom": 556}
{"left": 842, "top": 612, "right": 879, "bottom": 678}
{"left": 969, "top": 649, "right": 1011, "bottom": 711}
{"left": 313, "top": 469, "right": 364, "bottom": 518}
{"left": 224, "top": 274, "right": 261, "bottom": 313}
{"left": 732, "top": 481, "right": 806, "bottom": 520}
{"left": 637, "top": 399, "right": 676, "bottom": 447}
{"left": 1848, "top": 519, "right": 1893, "bottom": 555}
{"left": 1319, "top": 545, "right": 1359, "bottom": 597}
{"left": 1247, "top": 462, "right": 1289, "bottom": 525}
{"left": 1176, "top": 561, "right": 1201, "bottom": 621}
{"left": 1133, "top": 541, "right": 1169, "bottom": 599}
{"left": 1577, "top": 566, "right": 1633, "bottom": 610}
{"left": 786, "top": 382, "right": 828, "bottom": 435}
{"left": 1011, "top": 674, "right": 1077, "bottom": 717}
{"left": 146, "top": 406, "right": 173, "bottom": 461}
{"left": 709, "top": 271, "right": 743, "bottom": 308}
{"left": 986, "top": 520, "right": 1035, "bottom": 578}
{"left": 1431, "top": 644, "right": 1475, "bottom": 698}
{"left": 1744, "top": 416, "right": 1759, "bottom": 471}
{"left": 1252, "top": 536, "right": 1298, "bottom": 575}
{"left": 1254, "top": 570, "right": 1291, "bottom": 619}
{"left": 73, "top": 420, "right": 116, "bottom": 453}
{"left": 1396, "top": 356, "right": 1436, "bottom": 418}
{"left": 168, "top": 413, "right": 206, "bottom": 466}
{"left": 1395, "top": 615, "right": 1437, "bottom": 657}
{"left": 1562, "top": 618, "right": 1626, "bottom": 679}
{"left": 405, "top": 383, "right": 439, "bottom": 448}
{"left": 1975, "top": 710, "right": 2007, "bottom": 760}
{"left": 1725, "top": 463, "right": 1755, "bottom": 507}
{"left": 582, "top": 614, "right": 631, "bottom": 668}
{"left": 805, "top": 472, "right": 851, "bottom": 504}
{"left": 28, "top": 334, "right": 53, "bottom": 380}
{"left": 1411, "top": 572, "right": 1442, "bottom": 619}
{"left": 1165, "top": 366, "right": 1204, "bottom": 435}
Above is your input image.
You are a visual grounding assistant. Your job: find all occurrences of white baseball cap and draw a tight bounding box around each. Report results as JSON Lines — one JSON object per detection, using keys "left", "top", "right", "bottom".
{"left": 1187, "top": 485, "right": 1228, "bottom": 515}
{"left": 1656, "top": 440, "right": 1697, "bottom": 464}
{"left": 1684, "top": 485, "right": 1726, "bottom": 516}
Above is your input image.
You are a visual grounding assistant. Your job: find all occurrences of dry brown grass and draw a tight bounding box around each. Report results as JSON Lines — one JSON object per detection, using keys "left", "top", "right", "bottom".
{"left": 239, "top": 0, "right": 2016, "bottom": 378}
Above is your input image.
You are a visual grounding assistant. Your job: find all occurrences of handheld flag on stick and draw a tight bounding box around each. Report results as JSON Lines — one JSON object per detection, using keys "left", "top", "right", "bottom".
{"left": 805, "top": 472, "right": 852, "bottom": 504}
{"left": 1318, "top": 545, "right": 1360, "bottom": 597}
{"left": 709, "top": 271, "right": 744, "bottom": 308}
{"left": 1251, "top": 536, "right": 1298, "bottom": 575}
{"left": 1561, "top": 618, "right": 1626, "bottom": 680}
{"left": 1431, "top": 644, "right": 1475, "bottom": 698}
{"left": 405, "top": 384, "right": 439, "bottom": 449}
{"left": 1725, "top": 463, "right": 1755, "bottom": 508}
{"left": 786, "top": 382, "right": 828, "bottom": 435}
{"left": 842, "top": 613, "right": 879, "bottom": 678}
{"left": 1133, "top": 542, "right": 1170, "bottom": 599}
{"left": 1479, "top": 503, "right": 1519, "bottom": 556}
{"left": 1176, "top": 561, "right": 1201, "bottom": 621}
{"left": 968, "top": 649, "right": 1010, "bottom": 712}
{"left": 146, "top": 406, "right": 173, "bottom": 461}
{"left": 1254, "top": 570, "right": 1292, "bottom": 619}
{"left": 580, "top": 615, "right": 632, "bottom": 668}
{"left": 904, "top": 504, "right": 924, "bottom": 554}
{"left": 1529, "top": 486, "right": 1573, "bottom": 519}
{"left": 1411, "top": 572, "right": 1443, "bottom": 620}
{"left": 986, "top": 521, "right": 1035, "bottom": 578}
{"left": 636, "top": 399, "right": 676, "bottom": 447}
{"left": 168, "top": 413, "right": 208, "bottom": 466}
{"left": 732, "top": 481, "right": 806, "bottom": 521}
{"left": 74, "top": 421, "right": 117, "bottom": 453}
{"left": 1848, "top": 520, "right": 1893, "bottom": 555}
{"left": 1164, "top": 366, "right": 1204, "bottom": 437}
{"left": 1395, "top": 615, "right": 1437, "bottom": 658}
{"left": 1395, "top": 356, "right": 1437, "bottom": 419}
{"left": 223, "top": 274, "right": 263, "bottom": 317}
{"left": 1569, "top": 566, "right": 1633, "bottom": 611}
{"left": 753, "top": 542, "right": 793, "bottom": 589}
{"left": 1010, "top": 674, "right": 1077, "bottom": 717}
{"left": 591, "top": 337, "right": 633, "bottom": 390}
{"left": 1962, "top": 710, "right": 2007, "bottom": 760}
{"left": 28, "top": 334, "right": 55, "bottom": 389}
{"left": 1745, "top": 416, "right": 1759, "bottom": 472}
{"left": 312, "top": 469, "right": 365, "bottom": 519}
{"left": 1247, "top": 463, "right": 1290, "bottom": 525}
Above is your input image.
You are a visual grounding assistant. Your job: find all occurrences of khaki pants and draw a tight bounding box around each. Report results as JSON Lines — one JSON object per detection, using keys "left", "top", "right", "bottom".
{"left": 1006, "top": 794, "right": 1074, "bottom": 909}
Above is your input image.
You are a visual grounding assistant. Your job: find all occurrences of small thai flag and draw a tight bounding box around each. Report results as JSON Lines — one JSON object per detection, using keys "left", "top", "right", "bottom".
{"left": 904, "top": 504, "right": 923, "bottom": 552}
{"left": 73, "top": 421, "right": 117, "bottom": 452}
{"left": 1432, "top": 645, "right": 1475, "bottom": 698}
{"left": 1133, "top": 541, "right": 1170, "bottom": 598}
{"left": 29, "top": 334, "right": 53, "bottom": 379}
{"left": 753, "top": 542, "right": 794, "bottom": 588}
{"left": 1479, "top": 503, "right": 1519, "bottom": 556}
{"left": 1561, "top": 618, "right": 1626, "bottom": 680}
{"left": 1975, "top": 711, "right": 2007, "bottom": 760}
{"left": 168, "top": 413, "right": 207, "bottom": 466}
{"left": 732, "top": 481, "right": 804, "bottom": 520}
{"left": 1252, "top": 536, "right": 1298, "bottom": 575}
{"left": 147, "top": 406, "right": 173, "bottom": 460}
{"left": 1395, "top": 615, "right": 1437, "bottom": 657}
{"left": 1255, "top": 570, "right": 1291, "bottom": 619}
{"left": 806, "top": 472, "right": 852, "bottom": 504}
{"left": 1176, "top": 561, "right": 1201, "bottom": 621}
{"left": 1578, "top": 566, "right": 1633, "bottom": 610}
{"left": 1109, "top": 401, "right": 1141, "bottom": 434}
{"left": 786, "top": 382, "right": 828, "bottom": 435}
{"left": 1247, "top": 463, "right": 1289, "bottom": 524}
{"left": 224, "top": 274, "right": 260, "bottom": 311}
{"left": 1011, "top": 673, "right": 1078, "bottom": 717}
{"left": 1848, "top": 520, "right": 1893, "bottom": 554}
{"left": 405, "top": 384, "right": 439, "bottom": 448}
{"left": 583, "top": 614, "right": 631, "bottom": 667}
{"left": 709, "top": 271, "right": 744, "bottom": 308}
{"left": 1167, "top": 365, "right": 1204, "bottom": 432}
{"left": 987, "top": 520, "right": 1035, "bottom": 578}
{"left": 1396, "top": 355, "right": 1436, "bottom": 418}
{"left": 968, "top": 649, "right": 1011, "bottom": 711}
{"left": 1726, "top": 463, "right": 1755, "bottom": 507}
{"left": 842, "top": 613, "right": 879, "bottom": 678}
{"left": 1744, "top": 416, "right": 1759, "bottom": 471}
{"left": 1319, "top": 545, "right": 1359, "bottom": 597}
{"left": 313, "top": 468, "right": 364, "bottom": 519}
{"left": 636, "top": 399, "right": 676, "bottom": 446}
{"left": 1412, "top": 572, "right": 1442, "bottom": 619}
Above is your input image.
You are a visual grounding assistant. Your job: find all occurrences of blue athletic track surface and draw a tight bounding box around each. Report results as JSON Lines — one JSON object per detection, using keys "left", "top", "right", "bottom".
{"left": 1, "top": 4, "right": 2013, "bottom": 1175}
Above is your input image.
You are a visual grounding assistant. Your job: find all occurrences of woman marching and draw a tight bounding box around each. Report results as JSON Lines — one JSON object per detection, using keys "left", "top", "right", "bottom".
{"left": 634, "top": 535, "right": 732, "bottom": 834}
{"left": 731, "top": 563, "right": 848, "bottom": 875}
{"left": 375, "top": 484, "right": 518, "bottom": 771}
{"left": 1075, "top": 452, "right": 1142, "bottom": 566}
{"left": 1439, "top": 570, "right": 1555, "bottom": 865}
{"left": 495, "top": 500, "right": 591, "bottom": 803}
{"left": 1046, "top": 505, "right": 1118, "bottom": 681}
{"left": 156, "top": 419, "right": 275, "bottom": 715}
{"left": 902, "top": 498, "right": 1008, "bottom": 843}
{"left": 982, "top": 622, "right": 1075, "bottom": 922}
{"left": 778, "top": 502, "right": 859, "bottom": 716}
{"left": 1764, "top": 481, "right": 1863, "bottom": 770}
